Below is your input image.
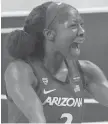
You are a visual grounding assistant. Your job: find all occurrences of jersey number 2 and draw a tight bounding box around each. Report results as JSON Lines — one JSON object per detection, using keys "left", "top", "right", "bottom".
{"left": 60, "top": 113, "right": 73, "bottom": 124}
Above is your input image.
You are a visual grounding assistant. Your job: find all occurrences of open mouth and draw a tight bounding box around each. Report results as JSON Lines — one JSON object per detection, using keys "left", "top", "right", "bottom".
{"left": 71, "top": 42, "right": 79, "bottom": 49}
{"left": 71, "top": 37, "right": 85, "bottom": 50}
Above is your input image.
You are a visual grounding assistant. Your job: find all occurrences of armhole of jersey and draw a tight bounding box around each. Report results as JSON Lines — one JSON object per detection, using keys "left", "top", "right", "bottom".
{"left": 77, "top": 60, "right": 87, "bottom": 89}
{"left": 5, "top": 86, "right": 13, "bottom": 102}
{"left": 26, "top": 59, "right": 41, "bottom": 95}
{"left": 5, "top": 59, "right": 40, "bottom": 102}
{"left": 5, "top": 74, "right": 13, "bottom": 102}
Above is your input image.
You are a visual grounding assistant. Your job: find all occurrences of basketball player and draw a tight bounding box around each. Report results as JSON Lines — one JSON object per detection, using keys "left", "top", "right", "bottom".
{"left": 4, "top": 2, "right": 108, "bottom": 123}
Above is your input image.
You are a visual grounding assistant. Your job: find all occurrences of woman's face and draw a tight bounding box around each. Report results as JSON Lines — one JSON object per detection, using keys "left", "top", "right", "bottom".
{"left": 53, "top": 8, "right": 85, "bottom": 58}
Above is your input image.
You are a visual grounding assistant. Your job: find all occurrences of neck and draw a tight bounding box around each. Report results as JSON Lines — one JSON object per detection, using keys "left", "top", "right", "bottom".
{"left": 43, "top": 52, "right": 64, "bottom": 75}
{"left": 65, "top": 56, "right": 80, "bottom": 79}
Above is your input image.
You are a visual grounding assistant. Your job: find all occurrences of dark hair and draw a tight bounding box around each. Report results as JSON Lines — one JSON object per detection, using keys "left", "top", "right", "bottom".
{"left": 7, "top": 2, "right": 76, "bottom": 60}
{"left": 6, "top": 30, "right": 36, "bottom": 59}
{"left": 24, "top": 2, "right": 53, "bottom": 59}
{"left": 24, "top": 2, "right": 77, "bottom": 60}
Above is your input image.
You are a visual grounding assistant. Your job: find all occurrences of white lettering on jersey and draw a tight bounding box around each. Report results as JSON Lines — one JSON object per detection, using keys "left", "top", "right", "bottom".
{"left": 43, "top": 96, "right": 83, "bottom": 107}
{"left": 60, "top": 98, "right": 67, "bottom": 106}
{"left": 74, "top": 85, "right": 80, "bottom": 92}
{"left": 73, "top": 76, "right": 81, "bottom": 82}
{"left": 44, "top": 96, "right": 52, "bottom": 105}
{"left": 52, "top": 97, "right": 58, "bottom": 106}
{"left": 42, "top": 78, "right": 48, "bottom": 85}
{"left": 61, "top": 113, "right": 73, "bottom": 124}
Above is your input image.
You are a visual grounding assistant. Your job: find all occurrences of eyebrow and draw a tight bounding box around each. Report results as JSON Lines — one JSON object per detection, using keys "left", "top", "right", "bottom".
{"left": 71, "top": 19, "right": 77, "bottom": 22}
{"left": 71, "top": 19, "right": 84, "bottom": 24}
{"left": 68, "top": 20, "right": 78, "bottom": 25}
{"left": 67, "top": 20, "right": 77, "bottom": 26}
{"left": 67, "top": 20, "right": 84, "bottom": 27}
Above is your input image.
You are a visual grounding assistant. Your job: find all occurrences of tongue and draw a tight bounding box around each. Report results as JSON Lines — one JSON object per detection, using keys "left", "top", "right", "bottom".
{"left": 71, "top": 43, "right": 78, "bottom": 48}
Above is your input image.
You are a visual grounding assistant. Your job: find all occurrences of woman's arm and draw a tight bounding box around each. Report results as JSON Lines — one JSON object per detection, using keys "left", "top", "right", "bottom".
{"left": 79, "top": 60, "right": 108, "bottom": 107}
{"left": 5, "top": 61, "right": 46, "bottom": 123}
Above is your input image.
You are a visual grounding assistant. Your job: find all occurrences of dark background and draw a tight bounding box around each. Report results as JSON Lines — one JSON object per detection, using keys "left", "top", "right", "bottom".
{"left": 1, "top": 12, "right": 108, "bottom": 123}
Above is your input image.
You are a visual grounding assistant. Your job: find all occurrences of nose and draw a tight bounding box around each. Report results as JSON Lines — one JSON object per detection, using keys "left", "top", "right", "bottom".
{"left": 78, "top": 25, "right": 85, "bottom": 37}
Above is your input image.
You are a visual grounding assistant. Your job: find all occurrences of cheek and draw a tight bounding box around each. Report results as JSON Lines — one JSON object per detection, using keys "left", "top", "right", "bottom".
{"left": 65, "top": 28, "right": 78, "bottom": 39}
{"left": 56, "top": 28, "right": 78, "bottom": 46}
{"left": 72, "top": 28, "right": 78, "bottom": 34}
{"left": 70, "top": 28, "right": 78, "bottom": 38}
{"left": 63, "top": 29, "right": 78, "bottom": 44}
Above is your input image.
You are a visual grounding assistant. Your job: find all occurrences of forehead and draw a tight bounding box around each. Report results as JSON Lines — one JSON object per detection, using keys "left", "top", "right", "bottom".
{"left": 56, "top": 7, "right": 83, "bottom": 26}
{"left": 66, "top": 9, "right": 83, "bottom": 22}
{"left": 47, "top": 5, "right": 83, "bottom": 29}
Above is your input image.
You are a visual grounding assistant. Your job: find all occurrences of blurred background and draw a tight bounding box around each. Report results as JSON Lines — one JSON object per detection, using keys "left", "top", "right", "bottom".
{"left": 1, "top": 0, "right": 108, "bottom": 123}
{"left": 1, "top": 0, "right": 108, "bottom": 12}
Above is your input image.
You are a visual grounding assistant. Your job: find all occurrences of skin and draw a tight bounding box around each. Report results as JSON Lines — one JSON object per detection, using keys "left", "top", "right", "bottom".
{"left": 43, "top": 8, "right": 85, "bottom": 74}
{"left": 5, "top": 4, "right": 108, "bottom": 123}
{"left": 5, "top": 60, "right": 46, "bottom": 123}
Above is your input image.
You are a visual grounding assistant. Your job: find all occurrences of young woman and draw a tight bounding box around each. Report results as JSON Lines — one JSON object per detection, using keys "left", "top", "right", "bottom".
{"left": 5, "top": 2, "right": 108, "bottom": 123}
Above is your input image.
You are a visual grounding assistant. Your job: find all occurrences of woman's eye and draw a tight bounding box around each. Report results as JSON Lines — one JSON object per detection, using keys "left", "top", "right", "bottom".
{"left": 80, "top": 23, "right": 84, "bottom": 27}
{"left": 70, "top": 24, "right": 77, "bottom": 28}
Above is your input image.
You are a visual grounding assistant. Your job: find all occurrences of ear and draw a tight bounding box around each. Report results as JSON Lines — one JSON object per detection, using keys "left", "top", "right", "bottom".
{"left": 43, "top": 29, "right": 56, "bottom": 41}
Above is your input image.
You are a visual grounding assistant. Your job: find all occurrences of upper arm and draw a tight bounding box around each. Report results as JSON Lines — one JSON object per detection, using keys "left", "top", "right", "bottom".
{"left": 79, "top": 60, "right": 108, "bottom": 107}
{"left": 79, "top": 60, "right": 107, "bottom": 83}
{"left": 4, "top": 61, "right": 45, "bottom": 122}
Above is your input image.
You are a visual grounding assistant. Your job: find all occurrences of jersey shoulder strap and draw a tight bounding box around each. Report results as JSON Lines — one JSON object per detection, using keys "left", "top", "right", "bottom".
{"left": 77, "top": 60, "right": 87, "bottom": 89}
{"left": 26, "top": 59, "right": 41, "bottom": 94}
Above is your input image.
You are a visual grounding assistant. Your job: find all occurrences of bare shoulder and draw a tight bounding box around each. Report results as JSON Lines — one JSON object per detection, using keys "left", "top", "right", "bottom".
{"left": 4, "top": 60, "right": 36, "bottom": 85}
{"left": 78, "top": 60, "right": 94, "bottom": 66}
{"left": 78, "top": 60, "right": 100, "bottom": 70}
{"left": 78, "top": 60, "right": 106, "bottom": 81}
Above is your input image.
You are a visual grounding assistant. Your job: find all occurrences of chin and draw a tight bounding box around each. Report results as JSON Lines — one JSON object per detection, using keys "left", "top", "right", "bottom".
{"left": 73, "top": 53, "right": 80, "bottom": 59}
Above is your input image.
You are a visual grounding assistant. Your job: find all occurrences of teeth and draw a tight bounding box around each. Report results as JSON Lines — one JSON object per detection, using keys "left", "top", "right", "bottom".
{"left": 71, "top": 42, "right": 80, "bottom": 52}
{"left": 75, "top": 43, "right": 78, "bottom": 48}
{"left": 76, "top": 47, "right": 79, "bottom": 52}
{"left": 71, "top": 43, "right": 77, "bottom": 48}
